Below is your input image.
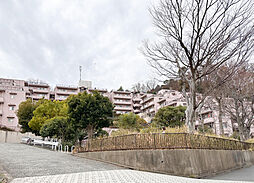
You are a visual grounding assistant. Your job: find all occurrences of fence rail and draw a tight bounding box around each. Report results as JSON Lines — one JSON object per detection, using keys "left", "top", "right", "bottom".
{"left": 77, "top": 133, "right": 254, "bottom": 152}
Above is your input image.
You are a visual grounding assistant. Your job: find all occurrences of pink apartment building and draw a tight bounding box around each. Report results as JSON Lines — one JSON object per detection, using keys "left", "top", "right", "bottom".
{"left": 1, "top": 77, "right": 251, "bottom": 137}
{"left": 25, "top": 80, "right": 50, "bottom": 101}
{"left": 0, "top": 79, "right": 26, "bottom": 131}
{"left": 54, "top": 85, "right": 79, "bottom": 101}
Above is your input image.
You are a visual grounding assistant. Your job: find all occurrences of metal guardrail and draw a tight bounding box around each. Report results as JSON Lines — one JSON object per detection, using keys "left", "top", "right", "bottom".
{"left": 78, "top": 133, "right": 254, "bottom": 152}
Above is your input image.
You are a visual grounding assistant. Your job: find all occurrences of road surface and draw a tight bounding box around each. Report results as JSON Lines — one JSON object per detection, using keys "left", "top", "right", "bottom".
{"left": 208, "top": 165, "right": 254, "bottom": 182}
{"left": 0, "top": 143, "right": 252, "bottom": 182}
{"left": 0, "top": 143, "right": 122, "bottom": 179}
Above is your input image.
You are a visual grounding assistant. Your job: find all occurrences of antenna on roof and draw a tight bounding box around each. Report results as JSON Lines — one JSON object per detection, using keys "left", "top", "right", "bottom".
{"left": 79, "top": 66, "right": 82, "bottom": 81}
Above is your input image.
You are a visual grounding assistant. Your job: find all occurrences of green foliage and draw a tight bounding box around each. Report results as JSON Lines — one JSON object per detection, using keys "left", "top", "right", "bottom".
{"left": 110, "top": 128, "right": 138, "bottom": 137}
{"left": 67, "top": 91, "right": 113, "bottom": 139}
{"left": 117, "top": 86, "right": 124, "bottom": 91}
{"left": 198, "top": 125, "right": 214, "bottom": 134}
{"left": 94, "top": 128, "right": 109, "bottom": 138}
{"left": 40, "top": 117, "right": 69, "bottom": 140}
{"left": 117, "top": 112, "right": 146, "bottom": 130}
{"left": 230, "top": 131, "right": 241, "bottom": 141}
{"left": 17, "top": 99, "right": 42, "bottom": 134}
{"left": 153, "top": 106, "right": 186, "bottom": 128}
{"left": 28, "top": 100, "right": 68, "bottom": 135}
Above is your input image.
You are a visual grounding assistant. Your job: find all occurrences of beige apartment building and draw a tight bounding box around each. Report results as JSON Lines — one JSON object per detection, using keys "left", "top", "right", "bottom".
{"left": 132, "top": 93, "right": 143, "bottom": 114}
{"left": 110, "top": 90, "right": 133, "bottom": 114}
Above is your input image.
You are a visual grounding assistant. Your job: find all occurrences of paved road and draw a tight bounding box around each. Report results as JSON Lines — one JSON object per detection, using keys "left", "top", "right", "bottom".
{"left": 0, "top": 143, "right": 252, "bottom": 183}
{"left": 208, "top": 165, "right": 254, "bottom": 182}
{"left": 0, "top": 143, "right": 123, "bottom": 179}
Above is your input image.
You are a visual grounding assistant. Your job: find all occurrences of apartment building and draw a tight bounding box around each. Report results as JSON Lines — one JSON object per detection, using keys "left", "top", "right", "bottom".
{"left": 25, "top": 80, "right": 50, "bottom": 101}
{"left": 195, "top": 107, "right": 233, "bottom": 136}
{"left": 0, "top": 78, "right": 26, "bottom": 131}
{"left": 139, "top": 93, "right": 163, "bottom": 123}
{"left": 132, "top": 93, "right": 143, "bottom": 114}
{"left": 54, "top": 85, "right": 78, "bottom": 101}
{"left": 110, "top": 90, "right": 133, "bottom": 114}
{"left": 157, "top": 90, "right": 187, "bottom": 110}
{"left": 88, "top": 88, "right": 110, "bottom": 98}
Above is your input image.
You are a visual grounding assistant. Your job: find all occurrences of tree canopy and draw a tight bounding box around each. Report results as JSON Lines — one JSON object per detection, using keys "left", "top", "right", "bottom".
{"left": 117, "top": 112, "right": 146, "bottom": 130}
{"left": 28, "top": 100, "right": 68, "bottom": 135}
{"left": 67, "top": 91, "right": 113, "bottom": 138}
{"left": 17, "top": 99, "right": 44, "bottom": 134}
{"left": 153, "top": 106, "right": 186, "bottom": 128}
{"left": 40, "top": 116, "right": 70, "bottom": 142}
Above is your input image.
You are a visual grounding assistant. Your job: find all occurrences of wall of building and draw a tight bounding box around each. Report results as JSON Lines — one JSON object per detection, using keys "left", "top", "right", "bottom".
{"left": 77, "top": 149, "right": 254, "bottom": 178}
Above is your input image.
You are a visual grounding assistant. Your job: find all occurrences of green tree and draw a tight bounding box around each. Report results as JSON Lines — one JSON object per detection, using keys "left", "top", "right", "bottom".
{"left": 117, "top": 86, "right": 124, "bottom": 91}
{"left": 153, "top": 106, "right": 186, "bottom": 128}
{"left": 118, "top": 112, "right": 146, "bottom": 130}
{"left": 40, "top": 117, "right": 70, "bottom": 142}
{"left": 17, "top": 99, "right": 44, "bottom": 134}
{"left": 67, "top": 91, "right": 113, "bottom": 140}
{"left": 29, "top": 100, "right": 68, "bottom": 135}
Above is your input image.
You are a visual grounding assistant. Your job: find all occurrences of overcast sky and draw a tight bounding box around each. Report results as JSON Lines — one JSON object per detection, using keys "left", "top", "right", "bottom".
{"left": 0, "top": 0, "right": 157, "bottom": 90}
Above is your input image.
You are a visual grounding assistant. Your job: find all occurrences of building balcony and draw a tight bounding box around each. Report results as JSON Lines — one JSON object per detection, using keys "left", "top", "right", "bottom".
{"left": 55, "top": 90, "right": 78, "bottom": 95}
{"left": 133, "top": 98, "right": 142, "bottom": 102}
{"left": 134, "top": 109, "right": 141, "bottom": 113}
{"left": 114, "top": 106, "right": 132, "bottom": 111}
{"left": 149, "top": 108, "right": 155, "bottom": 113}
{"left": 31, "top": 95, "right": 49, "bottom": 100}
{"left": 32, "top": 89, "right": 50, "bottom": 94}
{"left": 114, "top": 101, "right": 132, "bottom": 105}
{"left": 113, "top": 95, "right": 132, "bottom": 99}
{"left": 133, "top": 103, "right": 141, "bottom": 107}
{"left": 141, "top": 96, "right": 154, "bottom": 104}
{"left": 204, "top": 117, "right": 215, "bottom": 124}
{"left": 142, "top": 102, "right": 155, "bottom": 110}
{"left": 0, "top": 97, "right": 4, "bottom": 103}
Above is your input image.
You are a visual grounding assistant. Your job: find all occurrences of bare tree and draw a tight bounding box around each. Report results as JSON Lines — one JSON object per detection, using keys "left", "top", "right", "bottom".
{"left": 142, "top": 0, "right": 254, "bottom": 132}
{"left": 223, "top": 64, "right": 254, "bottom": 140}
{"left": 132, "top": 79, "right": 158, "bottom": 93}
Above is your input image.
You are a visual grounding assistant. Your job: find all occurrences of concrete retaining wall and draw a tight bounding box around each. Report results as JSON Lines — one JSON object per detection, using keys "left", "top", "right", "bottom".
{"left": 77, "top": 149, "right": 254, "bottom": 178}
{"left": 0, "top": 130, "right": 38, "bottom": 143}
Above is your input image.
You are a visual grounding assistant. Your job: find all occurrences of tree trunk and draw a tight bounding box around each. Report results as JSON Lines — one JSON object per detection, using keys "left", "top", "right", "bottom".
{"left": 217, "top": 97, "right": 224, "bottom": 136}
{"left": 186, "top": 79, "right": 196, "bottom": 133}
{"left": 87, "top": 125, "right": 94, "bottom": 139}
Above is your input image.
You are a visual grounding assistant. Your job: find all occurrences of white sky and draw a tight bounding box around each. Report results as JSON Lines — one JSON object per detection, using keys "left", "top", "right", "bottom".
{"left": 0, "top": 0, "right": 157, "bottom": 90}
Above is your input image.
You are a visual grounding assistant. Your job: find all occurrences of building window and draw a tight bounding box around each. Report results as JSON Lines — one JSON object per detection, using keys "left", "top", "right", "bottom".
{"left": 10, "top": 93, "right": 16, "bottom": 99}
{"left": 223, "top": 123, "right": 228, "bottom": 129}
{"left": 8, "top": 118, "right": 14, "bottom": 123}
{"left": 9, "top": 106, "right": 15, "bottom": 111}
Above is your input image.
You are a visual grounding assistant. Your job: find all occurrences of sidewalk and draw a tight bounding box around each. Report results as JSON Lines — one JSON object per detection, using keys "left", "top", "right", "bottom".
{"left": 11, "top": 170, "right": 247, "bottom": 183}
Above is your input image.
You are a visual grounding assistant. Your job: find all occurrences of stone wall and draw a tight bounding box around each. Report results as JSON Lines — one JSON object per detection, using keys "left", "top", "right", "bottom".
{"left": 0, "top": 130, "right": 38, "bottom": 143}
{"left": 77, "top": 149, "right": 254, "bottom": 178}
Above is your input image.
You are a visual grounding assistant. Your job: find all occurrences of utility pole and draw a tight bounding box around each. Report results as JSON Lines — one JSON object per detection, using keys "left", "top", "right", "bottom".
{"left": 79, "top": 66, "right": 82, "bottom": 81}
